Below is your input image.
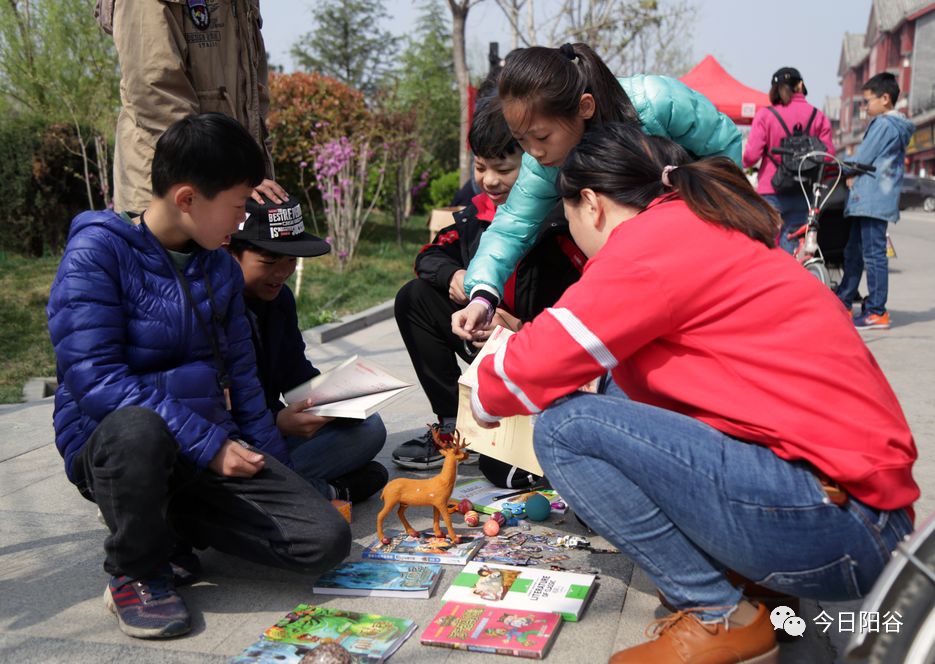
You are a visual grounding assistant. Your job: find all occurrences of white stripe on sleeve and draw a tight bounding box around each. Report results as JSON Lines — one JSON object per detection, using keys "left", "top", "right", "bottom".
{"left": 471, "top": 387, "right": 501, "bottom": 424}
{"left": 493, "top": 341, "right": 541, "bottom": 414}
{"left": 546, "top": 307, "right": 618, "bottom": 371}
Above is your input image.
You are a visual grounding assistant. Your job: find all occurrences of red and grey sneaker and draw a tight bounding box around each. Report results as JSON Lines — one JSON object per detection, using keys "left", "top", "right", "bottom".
{"left": 104, "top": 569, "right": 191, "bottom": 638}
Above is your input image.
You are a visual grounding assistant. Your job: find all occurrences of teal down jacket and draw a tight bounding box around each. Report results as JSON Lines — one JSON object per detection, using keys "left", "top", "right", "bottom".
{"left": 464, "top": 74, "right": 743, "bottom": 301}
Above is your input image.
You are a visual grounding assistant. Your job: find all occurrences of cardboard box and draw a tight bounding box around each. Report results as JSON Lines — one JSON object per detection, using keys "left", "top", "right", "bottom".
{"left": 426, "top": 206, "right": 463, "bottom": 241}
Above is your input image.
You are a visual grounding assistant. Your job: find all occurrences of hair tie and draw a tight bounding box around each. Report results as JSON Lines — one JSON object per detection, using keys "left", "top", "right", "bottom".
{"left": 559, "top": 43, "right": 578, "bottom": 63}
{"left": 661, "top": 165, "right": 678, "bottom": 188}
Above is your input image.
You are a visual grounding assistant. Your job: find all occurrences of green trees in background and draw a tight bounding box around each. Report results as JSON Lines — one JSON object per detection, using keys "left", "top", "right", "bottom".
{"left": 290, "top": 0, "right": 397, "bottom": 97}
{"left": 0, "top": 0, "right": 120, "bottom": 255}
{"left": 393, "top": 0, "right": 461, "bottom": 177}
{"left": 0, "top": 0, "right": 119, "bottom": 209}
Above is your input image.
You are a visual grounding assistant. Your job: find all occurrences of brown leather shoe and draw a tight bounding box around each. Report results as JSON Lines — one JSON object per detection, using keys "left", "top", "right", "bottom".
{"left": 608, "top": 603, "right": 778, "bottom": 664}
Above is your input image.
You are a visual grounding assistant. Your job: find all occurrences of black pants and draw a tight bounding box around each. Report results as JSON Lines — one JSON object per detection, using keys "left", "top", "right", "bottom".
{"left": 394, "top": 279, "right": 540, "bottom": 489}
{"left": 394, "top": 278, "right": 475, "bottom": 419}
{"left": 73, "top": 407, "right": 351, "bottom": 579}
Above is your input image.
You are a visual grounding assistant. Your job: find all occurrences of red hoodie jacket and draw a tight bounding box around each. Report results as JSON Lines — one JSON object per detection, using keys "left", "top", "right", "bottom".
{"left": 474, "top": 198, "right": 918, "bottom": 511}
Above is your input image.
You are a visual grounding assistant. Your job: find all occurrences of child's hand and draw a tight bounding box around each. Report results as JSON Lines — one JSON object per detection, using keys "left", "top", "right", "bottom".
{"left": 209, "top": 440, "right": 265, "bottom": 478}
{"left": 251, "top": 179, "right": 288, "bottom": 205}
{"left": 472, "top": 309, "right": 522, "bottom": 348}
{"left": 846, "top": 177, "right": 855, "bottom": 189}
{"left": 452, "top": 300, "right": 491, "bottom": 341}
{"left": 276, "top": 398, "right": 334, "bottom": 438}
{"left": 449, "top": 270, "right": 468, "bottom": 304}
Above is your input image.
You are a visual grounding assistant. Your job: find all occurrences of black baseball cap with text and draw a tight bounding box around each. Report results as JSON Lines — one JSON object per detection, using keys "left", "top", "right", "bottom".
{"left": 232, "top": 195, "right": 331, "bottom": 257}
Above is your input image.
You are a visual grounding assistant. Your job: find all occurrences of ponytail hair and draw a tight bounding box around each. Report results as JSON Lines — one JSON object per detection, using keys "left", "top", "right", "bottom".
{"left": 557, "top": 123, "right": 780, "bottom": 248}
{"left": 498, "top": 43, "right": 638, "bottom": 130}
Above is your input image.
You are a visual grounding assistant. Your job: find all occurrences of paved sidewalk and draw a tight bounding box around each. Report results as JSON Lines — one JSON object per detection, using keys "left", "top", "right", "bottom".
{"left": 1, "top": 211, "right": 933, "bottom": 663}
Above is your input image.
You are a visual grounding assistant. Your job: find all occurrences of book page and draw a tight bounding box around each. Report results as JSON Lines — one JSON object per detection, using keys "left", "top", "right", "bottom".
{"left": 283, "top": 355, "right": 410, "bottom": 406}
{"left": 306, "top": 386, "right": 411, "bottom": 419}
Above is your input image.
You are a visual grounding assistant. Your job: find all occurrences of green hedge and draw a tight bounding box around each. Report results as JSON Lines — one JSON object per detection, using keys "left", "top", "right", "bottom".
{"left": 0, "top": 117, "right": 103, "bottom": 256}
{"left": 428, "top": 170, "right": 462, "bottom": 209}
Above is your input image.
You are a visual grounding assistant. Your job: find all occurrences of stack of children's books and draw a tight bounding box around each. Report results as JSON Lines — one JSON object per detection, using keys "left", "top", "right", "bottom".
{"left": 419, "top": 561, "right": 597, "bottom": 658}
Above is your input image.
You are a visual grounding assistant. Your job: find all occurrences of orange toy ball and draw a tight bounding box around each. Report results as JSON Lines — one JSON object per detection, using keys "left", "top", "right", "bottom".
{"left": 483, "top": 519, "right": 500, "bottom": 536}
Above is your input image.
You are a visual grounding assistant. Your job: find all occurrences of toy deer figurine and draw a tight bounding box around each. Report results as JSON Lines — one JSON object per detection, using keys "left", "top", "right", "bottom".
{"left": 376, "top": 425, "right": 470, "bottom": 545}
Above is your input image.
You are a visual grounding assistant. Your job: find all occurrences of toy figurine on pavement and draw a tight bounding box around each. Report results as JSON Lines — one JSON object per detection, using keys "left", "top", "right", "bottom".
{"left": 376, "top": 426, "right": 471, "bottom": 545}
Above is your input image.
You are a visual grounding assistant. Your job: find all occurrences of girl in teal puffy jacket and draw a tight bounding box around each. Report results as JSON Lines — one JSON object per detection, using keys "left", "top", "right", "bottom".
{"left": 453, "top": 42, "right": 742, "bottom": 341}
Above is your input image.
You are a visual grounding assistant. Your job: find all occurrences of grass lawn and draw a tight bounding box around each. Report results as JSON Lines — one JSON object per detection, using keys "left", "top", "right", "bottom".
{"left": 0, "top": 211, "right": 429, "bottom": 404}
{"left": 291, "top": 210, "right": 427, "bottom": 329}
{"left": 0, "top": 253, "right": 60, "bottom": 403}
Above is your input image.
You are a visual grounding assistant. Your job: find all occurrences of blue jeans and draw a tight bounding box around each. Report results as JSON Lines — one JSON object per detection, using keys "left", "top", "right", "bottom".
{"left": 763, "top": 193, "right": 809, "bottom": 255}
{"left": 286, "top": 415, "right": 386, "bottom": 498}
{"left": 534, "top": 386, "right": 913, "bottom": 619}
{"left": 837, "top": 216, "right": 889, "bottom": 315}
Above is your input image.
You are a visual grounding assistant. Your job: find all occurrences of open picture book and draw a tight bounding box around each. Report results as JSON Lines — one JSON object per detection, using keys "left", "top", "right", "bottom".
{"left": 283, "top": 355, "right": 412, "bottom": 419}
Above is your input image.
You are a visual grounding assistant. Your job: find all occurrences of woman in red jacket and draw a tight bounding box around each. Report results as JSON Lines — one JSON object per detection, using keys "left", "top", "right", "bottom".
{"left": 743, "top": 67, "right": 834, "bottom": 254}
{"left": 470, "top": 123, "right": 917, "bottom": 664}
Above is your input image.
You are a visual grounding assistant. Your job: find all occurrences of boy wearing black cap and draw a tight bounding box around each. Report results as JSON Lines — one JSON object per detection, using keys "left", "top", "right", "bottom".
{"left": 228, "top": 195, "right": 389, "bottom": 503}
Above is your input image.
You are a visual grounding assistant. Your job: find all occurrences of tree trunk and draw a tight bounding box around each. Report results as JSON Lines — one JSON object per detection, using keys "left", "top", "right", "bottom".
{"left": 449, "top": 1, "right": 471, "bottom": 185}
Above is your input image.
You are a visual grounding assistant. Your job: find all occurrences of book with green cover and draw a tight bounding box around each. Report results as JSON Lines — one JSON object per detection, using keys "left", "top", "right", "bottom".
{"left": 261, "top": 604, "right": 415, "bottom": 662}
{"left": 441, "top": 561, "right": 597, "bottom": 622}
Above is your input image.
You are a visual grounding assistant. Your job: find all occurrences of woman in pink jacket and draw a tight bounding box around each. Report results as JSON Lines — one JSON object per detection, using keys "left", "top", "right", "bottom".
{"left": 743, "top": 67, "right": 834, "bottom": 254}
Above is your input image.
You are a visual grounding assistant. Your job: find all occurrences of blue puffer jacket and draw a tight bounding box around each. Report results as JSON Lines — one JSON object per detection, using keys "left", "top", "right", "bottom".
{"left": 845, "top": 111, "right": 915, "bottom": 223}
{"left": 47, "top": 210, "right": 289, "bottom": 484}
{"left": 465, "top": 74, "right": 743, "bottom": 301}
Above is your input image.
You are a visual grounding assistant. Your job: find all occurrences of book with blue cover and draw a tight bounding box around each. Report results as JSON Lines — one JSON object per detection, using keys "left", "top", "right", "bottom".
{"left": 313, "top": 561, "right": 442, "bottom": 598}
{"left": 361, "top": 530, "right": 484, "bottom": 565}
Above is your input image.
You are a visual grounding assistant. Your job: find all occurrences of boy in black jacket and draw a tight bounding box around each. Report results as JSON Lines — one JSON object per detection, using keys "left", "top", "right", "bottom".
{"left": 228, "top": 196, "right": 388, "bottom": 503}
{"left": 392, "top": 102, "right": 586, "bottom": 484}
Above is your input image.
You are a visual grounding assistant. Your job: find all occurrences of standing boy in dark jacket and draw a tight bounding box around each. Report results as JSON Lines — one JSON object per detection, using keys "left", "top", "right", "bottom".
{"left": 392, "top": 102, "right": 586, "bottom": 482}
{"left": 47, "top": 114, "right": 350, "bottom": 640}
{"left": 227, "top": 196, "right": 388, "bottom": 504}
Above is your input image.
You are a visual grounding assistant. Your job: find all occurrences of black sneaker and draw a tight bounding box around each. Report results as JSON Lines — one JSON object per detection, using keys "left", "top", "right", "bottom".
{"left": 331, "top": 461, "right": 389, "bottom": 503}
{"left": 391, "top": 424, "right": 452, "bottom": 469}
{"left": 104, "top": 568, "right": 191, "bottom": 639}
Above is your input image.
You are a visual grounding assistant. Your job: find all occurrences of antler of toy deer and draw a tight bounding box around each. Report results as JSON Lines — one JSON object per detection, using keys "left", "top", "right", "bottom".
{"left": 430, "top": 424, "right": 469, "bottom": 451}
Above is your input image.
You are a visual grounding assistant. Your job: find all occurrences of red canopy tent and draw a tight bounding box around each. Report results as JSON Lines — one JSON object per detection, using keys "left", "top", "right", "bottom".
{"left": 679, "top": 55, "right": 770, "bottom": 125}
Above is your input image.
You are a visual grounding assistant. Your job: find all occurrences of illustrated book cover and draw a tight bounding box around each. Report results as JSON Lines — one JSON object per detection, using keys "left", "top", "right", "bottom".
{"left": 229, "top": 638, "right": 322, "bottom": 663}
{"left": 259, "top": 604, "right": 415, "bottom": 663}
{"left": 361, "top": 530, "right": 484, "bottom": 565}
{"left": 450, "top": 477, "right": 567, "bottom": 516}
{"left": 312, "top": 561, "right": 442, "bottom": 599}
{"left": 441, "top": 561, "right": 597, "bottom": 621}
{"left": 420, "top": 601, "right": 562, "bottom": 659}
{"left": 283, "top": 355, "right": 412, "bottom": 419}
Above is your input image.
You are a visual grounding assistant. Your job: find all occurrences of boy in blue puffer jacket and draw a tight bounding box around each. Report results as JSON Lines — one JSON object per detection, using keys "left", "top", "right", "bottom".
{"left": 47, "top": 114, "right": 350, "bottom": 640}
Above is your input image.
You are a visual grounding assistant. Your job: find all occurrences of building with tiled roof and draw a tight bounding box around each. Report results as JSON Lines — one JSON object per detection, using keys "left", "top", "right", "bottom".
{"left": 837, "top": 0, "right": 935, "bottom": 175}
